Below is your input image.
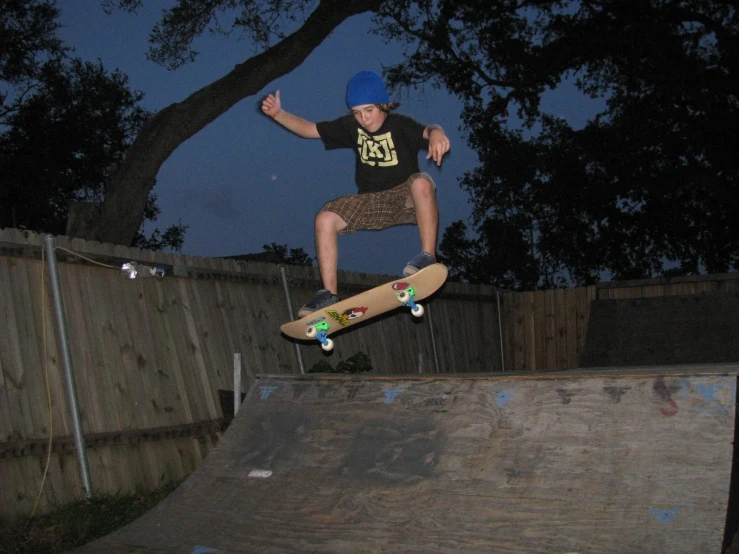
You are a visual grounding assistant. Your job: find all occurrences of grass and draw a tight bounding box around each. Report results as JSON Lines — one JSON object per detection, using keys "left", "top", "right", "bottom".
{"left": 0, "top": 480, "right": 181, "bottom": 554}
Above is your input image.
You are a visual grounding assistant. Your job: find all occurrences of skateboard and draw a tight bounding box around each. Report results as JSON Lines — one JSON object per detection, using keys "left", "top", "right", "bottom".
{"left": 281, "top": 263, "right": 448, "bottom": 351}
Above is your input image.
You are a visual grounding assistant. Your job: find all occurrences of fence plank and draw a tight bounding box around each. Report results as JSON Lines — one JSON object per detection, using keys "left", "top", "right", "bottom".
{"left": 506, "top": 291, "right": 525, "bottom": 371}
{"left": 554, "top": 288, "right": 568, "bottom": 369}
{"left": 544, "top": 290, "right": 557, "bottom": 370}
{"left": 524, "top": 292, "right": 536, "bottom": 370}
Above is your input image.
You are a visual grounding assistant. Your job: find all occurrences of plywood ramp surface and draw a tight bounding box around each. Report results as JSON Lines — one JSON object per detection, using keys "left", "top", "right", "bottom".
{"left": 72, "top": 368, "right": 738, "bottom": 553}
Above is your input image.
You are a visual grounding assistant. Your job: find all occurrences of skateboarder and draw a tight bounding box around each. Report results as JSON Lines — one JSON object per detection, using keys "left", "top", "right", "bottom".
{"left": 261, "top": 70, "right": 451, "bottom": 317}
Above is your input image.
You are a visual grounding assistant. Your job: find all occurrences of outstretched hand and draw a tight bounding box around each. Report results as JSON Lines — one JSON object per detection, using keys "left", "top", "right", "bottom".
{"left": 427, "top": 128, "right": 451, "bottom": 166}
{"left": 261, "top": 90, "right": 282, "bottom": 118}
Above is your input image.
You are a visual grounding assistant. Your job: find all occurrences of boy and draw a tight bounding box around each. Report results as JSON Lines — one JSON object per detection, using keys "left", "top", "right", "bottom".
{"left": 261, "top": 70, "right": 450, "bottom": 317}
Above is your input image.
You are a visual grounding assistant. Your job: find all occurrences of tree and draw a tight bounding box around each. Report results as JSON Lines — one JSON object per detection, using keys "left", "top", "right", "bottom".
{"left": 439, "top": 220, "right": 539, "bottom": 289}
{"left": 382, "top": 0, "right": 739, "bottom": 288}
{"left": 0, "top": 0, "right": 186, "bottom": 249}
{"left": 1, "top": 0, "right": 67, "bottom": 114}
{"left": 262, "top": 242, "right": 313, "bottom": 266}
{"left": 76, "top": 0, "right": 382, "bottom": 246}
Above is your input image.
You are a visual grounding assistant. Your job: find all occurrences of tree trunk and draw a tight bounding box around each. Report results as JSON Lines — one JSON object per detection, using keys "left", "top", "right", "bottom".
{"left": 80, "top": 0, "right": 381, "bottom": 245}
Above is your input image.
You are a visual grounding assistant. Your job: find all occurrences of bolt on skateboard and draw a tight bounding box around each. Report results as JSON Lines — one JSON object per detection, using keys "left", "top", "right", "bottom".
{"left": 280, "top": 263, "right": 448, "bottom": 351}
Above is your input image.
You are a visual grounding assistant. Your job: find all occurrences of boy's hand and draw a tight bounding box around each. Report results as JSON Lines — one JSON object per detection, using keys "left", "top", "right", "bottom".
{"left": 427, "top": 128, "right": 451, "bottom": 166}
{"left": 261, "top": 90, "right": 282, "bottom": 118}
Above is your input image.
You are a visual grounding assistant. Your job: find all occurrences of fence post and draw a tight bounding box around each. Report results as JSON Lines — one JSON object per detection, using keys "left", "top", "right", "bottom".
{"left": 44, "top": 234, "right": 93, "bottom": 498}
{"left": 496, "top": 289, "right": 506, "bottom": 371}
{"left": 280, "top": 266, "right": 305, "bottom": 374}
{"left": 233, "top": 353, "right": 242, "bottom": 415}
{"left": 427, "top": 303, "right": 441, "bottom": 373}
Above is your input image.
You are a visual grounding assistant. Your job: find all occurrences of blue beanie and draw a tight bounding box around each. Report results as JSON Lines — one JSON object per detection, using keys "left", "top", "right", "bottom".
{"left": 346, "top": 71, "right": 390, "bottom": 108}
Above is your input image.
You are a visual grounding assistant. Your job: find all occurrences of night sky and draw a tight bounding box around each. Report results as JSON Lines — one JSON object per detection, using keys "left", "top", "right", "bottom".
{"left": 59, "top": 3, "right": 602, "bottom": 277}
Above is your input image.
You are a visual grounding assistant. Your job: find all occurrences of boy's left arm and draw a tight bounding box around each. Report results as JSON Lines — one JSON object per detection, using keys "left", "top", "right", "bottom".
{"left": 424, "top": 124, "right": 451, "bottom": 166}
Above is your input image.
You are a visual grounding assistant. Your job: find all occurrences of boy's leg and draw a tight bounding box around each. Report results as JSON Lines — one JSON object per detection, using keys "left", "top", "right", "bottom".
{"left": 408, "top": 175, "right": 439, "bottom": 257}
{"left": 314, "top": 210, "right": 347, "bottom": 295}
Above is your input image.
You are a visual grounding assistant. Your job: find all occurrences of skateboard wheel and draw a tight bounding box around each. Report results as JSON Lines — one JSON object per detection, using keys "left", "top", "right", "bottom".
{"left": 306, "top": 326, "right": 318, "bottom": 338}
{"left": 321, "top": 338, "right": 334, "bottom": 352}
{"left": 411, "top": 304, "right": 425, "bottom": 317}
{"left": 396, "top": 290, "right": 410, "bottom": 304}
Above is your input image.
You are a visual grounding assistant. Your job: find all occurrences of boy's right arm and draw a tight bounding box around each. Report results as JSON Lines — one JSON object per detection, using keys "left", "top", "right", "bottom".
{"left": 261, "top": 90, "right": 320, "bottom": 139}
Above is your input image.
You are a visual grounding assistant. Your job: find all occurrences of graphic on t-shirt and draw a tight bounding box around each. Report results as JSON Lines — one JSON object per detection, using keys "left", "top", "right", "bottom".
{"left": 356, "top": 129, "right": 398, "bottom": 167}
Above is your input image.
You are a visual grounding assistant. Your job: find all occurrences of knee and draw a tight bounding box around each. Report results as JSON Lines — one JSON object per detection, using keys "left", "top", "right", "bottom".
{"left": 411, "top": 177, "right": 435, "bottom": 198}
{"left": 410, "top": 178, "right": 436, "bottom": 206}
{"left": 315, "top": 210, "right": 345, "bottom": 234}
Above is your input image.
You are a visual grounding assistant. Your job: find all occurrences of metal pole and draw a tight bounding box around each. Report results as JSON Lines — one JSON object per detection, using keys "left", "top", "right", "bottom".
{"left": 496, "top": 289, "right": 506, "bottom": 371}
{"left": 233, "top": 353, "right": 242, "bottom": 416}
{"left": 44, "top": 234, "right": 93, "bottom": 498}
{"left": 279, "top": 266, "right": 305, "bottom": 374}
{"left": 427, "top": 303, "right": 441, "bottom": 373}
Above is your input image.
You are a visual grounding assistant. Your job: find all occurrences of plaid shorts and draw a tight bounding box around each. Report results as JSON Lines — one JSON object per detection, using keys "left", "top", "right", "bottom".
{"left": 319, "top": 172, "right": 436, "bottom": 234}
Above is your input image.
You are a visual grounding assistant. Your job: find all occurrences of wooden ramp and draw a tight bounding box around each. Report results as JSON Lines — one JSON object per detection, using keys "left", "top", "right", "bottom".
{"left": 73, "top": 366, "right": 739, "bottom": 553}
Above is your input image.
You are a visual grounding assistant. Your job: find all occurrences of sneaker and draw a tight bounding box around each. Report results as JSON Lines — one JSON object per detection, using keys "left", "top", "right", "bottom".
{"left": 298, "top": 289, "right": 339, "bottom": 317}
{"left": 403, "top": 252, "right": 436, "bottom": 276}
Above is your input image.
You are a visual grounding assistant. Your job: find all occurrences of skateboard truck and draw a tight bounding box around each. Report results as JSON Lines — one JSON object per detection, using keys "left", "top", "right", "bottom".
{"left": 395, "top": 287, "right": 425, "bottom": 317}
{"left": 305, "top": 321, "right": 334, "bottom": 352}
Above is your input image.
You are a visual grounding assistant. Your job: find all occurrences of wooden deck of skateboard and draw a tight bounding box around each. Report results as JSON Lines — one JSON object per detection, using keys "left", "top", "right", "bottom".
{"left": 280, "top": 263, "right": 448, "bottom": 341}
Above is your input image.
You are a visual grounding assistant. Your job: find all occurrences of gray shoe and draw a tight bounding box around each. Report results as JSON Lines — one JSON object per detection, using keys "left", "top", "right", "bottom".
{"left": 298, "top": 289, "right": 339, "bottom": 317}
{"left": 403, "top": 252, "right": 436, "bottom": 276}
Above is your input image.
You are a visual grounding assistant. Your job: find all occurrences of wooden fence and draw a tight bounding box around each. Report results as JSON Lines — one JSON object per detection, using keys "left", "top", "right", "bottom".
{"left": 502, "top": 273, "right": 739, "bottom": 372}
{"left": 2, "top": 226, "right": 737, "bottom": 521}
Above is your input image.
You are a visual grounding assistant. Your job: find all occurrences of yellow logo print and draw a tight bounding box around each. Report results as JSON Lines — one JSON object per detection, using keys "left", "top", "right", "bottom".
{"left": 357, "top": 129, "right": 398, "bottom": 167}
{"left": 327, "top": 310, "right": 350, "bottom": 327}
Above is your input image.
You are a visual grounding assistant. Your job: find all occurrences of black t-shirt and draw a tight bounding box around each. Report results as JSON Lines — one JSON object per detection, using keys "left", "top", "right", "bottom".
{"left": 316, "top": 113, "right": 428, "bottom": 193}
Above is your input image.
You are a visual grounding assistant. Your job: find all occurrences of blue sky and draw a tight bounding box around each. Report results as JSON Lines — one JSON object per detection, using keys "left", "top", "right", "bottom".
{"left": 59, "top": 3, "right": 602, "bottom": 278}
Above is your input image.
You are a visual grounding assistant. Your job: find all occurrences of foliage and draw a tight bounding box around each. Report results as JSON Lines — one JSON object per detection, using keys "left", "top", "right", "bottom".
{"left": 0, "top": 480, "right": 181, "bottom": 553}
{"left": 0, "top": 0, "right": 67, "bottom": 110}
{"left": 1, "top": 57, "right": 149, "bottom": 232}
{"left": 0, "top": 0, "right": 186, "bottom": 249}
{"left": 102, "top": 0, "right": 319, "bottom": 69}
{"left": 308, "top": 351, "right": 373, "bottom": 373}
{"left": 438, "top": 219, "right": 538, "bottom": 289}
{"left": 262, "top": 242, "right": 313, "bottom": 266}
{"left": 308, "top": 359, "right": 334, "bottom": 373}
{"left": 132, "top": 194, "right": 187, "bottom": 251}
{"left": 380, "top": 0, "right": 739, "bottom": 288}
{"left": 133, "top": 224, "right": 188, "bottom": 251}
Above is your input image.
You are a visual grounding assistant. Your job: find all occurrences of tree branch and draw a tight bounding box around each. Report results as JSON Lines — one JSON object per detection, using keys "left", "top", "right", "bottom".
{"left": 94, "top": 0, "right": 381, "bottom": 245}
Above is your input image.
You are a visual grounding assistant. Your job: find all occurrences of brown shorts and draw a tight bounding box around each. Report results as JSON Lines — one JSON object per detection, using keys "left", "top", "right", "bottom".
{"left": 319, "top": 172, "right": 436, "bottom": 234}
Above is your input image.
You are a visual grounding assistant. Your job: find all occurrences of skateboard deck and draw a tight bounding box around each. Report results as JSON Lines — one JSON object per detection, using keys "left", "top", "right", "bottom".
{"left": 281, "top": 263, "right": 448, "bottom": 351}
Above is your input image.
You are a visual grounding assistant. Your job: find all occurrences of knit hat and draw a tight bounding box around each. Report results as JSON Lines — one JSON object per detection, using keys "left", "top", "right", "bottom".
{"left": 346, "top": 71, "right": 390, "bottom": 109}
